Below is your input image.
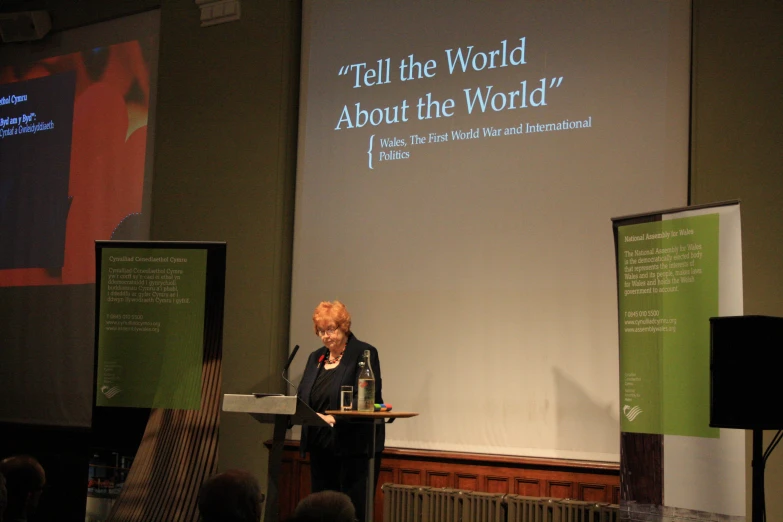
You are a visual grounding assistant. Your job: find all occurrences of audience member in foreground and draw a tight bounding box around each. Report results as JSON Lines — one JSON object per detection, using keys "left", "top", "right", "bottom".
{"left": 0, "top": 456, "right": 46, "bottom": 522}
{"left": 198, "top": 469, "right": 264, "bottom": 522}
{"left": 291, "top": 491, "right": 356, "bottom": 522}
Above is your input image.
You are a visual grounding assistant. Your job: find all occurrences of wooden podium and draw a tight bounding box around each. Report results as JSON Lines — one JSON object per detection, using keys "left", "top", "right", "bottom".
{"left": 325, "top": 410, "right": 419, "bottom": 522}
{"left": 223, "top": 394, "right": 327, "bottom": 522}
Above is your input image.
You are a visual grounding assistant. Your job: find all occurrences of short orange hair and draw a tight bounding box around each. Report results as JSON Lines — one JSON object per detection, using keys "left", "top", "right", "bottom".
{"left": 312, "top": 301, "right": 351, "bottom": 335}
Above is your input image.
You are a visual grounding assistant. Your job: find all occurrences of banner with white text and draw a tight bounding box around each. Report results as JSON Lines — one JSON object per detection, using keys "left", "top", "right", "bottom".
{"left": 96, "top": 247, "right": 207, "bottom": 409}
{"left": 614, "top": 203, "right": 744, "bottom": 520}
{"left": 618, "top": 214, "right": 719, "bottom": 437}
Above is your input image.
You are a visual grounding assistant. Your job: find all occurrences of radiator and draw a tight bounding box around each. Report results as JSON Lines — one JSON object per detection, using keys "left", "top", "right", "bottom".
{"left": 464, "top": 491, "right": 505, "bottom": 522}
{"left": 506, "top": 496, "right": 618, "bottom": 522}
{"left": 591, "top": 502, "right": 618, "bottom": 522}
{"left": 383, "top": 484, "right": 619, "bottom": 522}
{"left": 382, "top": 484, "right": 426, "bottom": 522}
{"left": 562, "top": 499, "right": 592, "bottom": 522}
{"left": 423, "top": 487, "right": 465, "bottom": 522}
{"left": 506, "top": 495, "right": 558, "bottom": 522}
{"left": 568, "top": 500, "right": 618, "bottom": 522}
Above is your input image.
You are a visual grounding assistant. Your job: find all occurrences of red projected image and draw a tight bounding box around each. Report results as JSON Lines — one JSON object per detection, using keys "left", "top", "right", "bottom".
{"left": 0, "top": 40, "right": 152, "bottom": 287}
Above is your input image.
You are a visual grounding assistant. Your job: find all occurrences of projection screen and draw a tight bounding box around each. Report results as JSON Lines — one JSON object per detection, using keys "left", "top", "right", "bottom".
{"left": 290, "top": 0, "right": 691, "bottom": 461}
{"left": 0, "top": 11, "right": 159, "bottom": 428}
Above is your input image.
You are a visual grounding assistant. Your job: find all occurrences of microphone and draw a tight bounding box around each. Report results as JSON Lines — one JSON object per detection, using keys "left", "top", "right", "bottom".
{"left": 282, "top": 345, "right": 300, "bottom": 393}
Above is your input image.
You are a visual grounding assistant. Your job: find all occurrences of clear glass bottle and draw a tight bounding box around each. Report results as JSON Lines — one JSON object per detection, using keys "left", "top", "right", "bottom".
{"left": 357, "top": 349, "right": 375, "bottom": 411}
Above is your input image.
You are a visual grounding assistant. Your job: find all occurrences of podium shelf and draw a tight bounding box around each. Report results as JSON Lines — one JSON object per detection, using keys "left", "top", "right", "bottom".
{"left": 325, "top": 411, "right": 418, "bottom": 419}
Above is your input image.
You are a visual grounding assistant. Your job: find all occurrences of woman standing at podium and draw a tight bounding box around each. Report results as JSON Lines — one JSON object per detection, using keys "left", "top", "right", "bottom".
{"left": 297, "top": 301, "right": 383, "bottom": 522}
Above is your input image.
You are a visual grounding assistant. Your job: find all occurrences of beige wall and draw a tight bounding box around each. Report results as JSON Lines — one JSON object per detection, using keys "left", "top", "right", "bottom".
{"left": 143, "top": 0, "right": 782, "bottom": 516}
{"left": 691, "top": 1, "right": 783, "bottom": 519}
{"left": 149, "top": 0, "right": 300, "bottom": 495}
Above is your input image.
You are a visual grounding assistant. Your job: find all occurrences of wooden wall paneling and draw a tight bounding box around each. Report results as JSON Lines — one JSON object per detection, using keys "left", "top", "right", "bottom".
{"left": 400, "top": 469, "right": 423, "bottom": 485}
{"left": 370, "top": 476, "right": 385, "bottom": 521}
{"left": 485, "top": 476, "right": 510, "bottom": 494}
{"left": 578, "top": 483, "right": 608, "bottom": 503}
{"left": 375, "top": 466, "right": 396, "bottom": 518}
{"left": 378, "top": 466, "right": 395, "bottom": 487}
{"left": 271, "top": 441, "right": 619, "bottom": 522}
{"left": 426, "top": 471, "right": 452, "bottom": 488}
{"left": 546, "top": 481, "right": 574, "bottom": 499}
{"left": 456, "top": 474, "right": 479, "bottom": 490}
{"left": 514, "top": 478, "right": 541, "bottom": 496}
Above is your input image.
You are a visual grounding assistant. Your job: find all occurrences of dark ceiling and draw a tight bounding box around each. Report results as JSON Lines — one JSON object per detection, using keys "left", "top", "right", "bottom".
{"left": 0, "top": 0, "right": 160, "bottom": 33}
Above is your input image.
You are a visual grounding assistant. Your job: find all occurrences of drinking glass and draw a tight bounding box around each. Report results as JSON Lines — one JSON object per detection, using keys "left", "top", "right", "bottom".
{"left": 340, "top": 385, "right": 353, "bottom": 411}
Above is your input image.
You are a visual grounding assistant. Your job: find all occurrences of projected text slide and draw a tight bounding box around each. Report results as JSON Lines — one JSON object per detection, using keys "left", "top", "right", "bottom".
{"left": 329, "top": 36, "right": 594, "bottom": 169}
{"left": 0, "top": 72, "right": 76, "bottom": 269}
{"left": 0, "top": 39, "right": 154, "bottom": 288}
{"left": 330, "top": 37, "right": 591, "bottom": 169}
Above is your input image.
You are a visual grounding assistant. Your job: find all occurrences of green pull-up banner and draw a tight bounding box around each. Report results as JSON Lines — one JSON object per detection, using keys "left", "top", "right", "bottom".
{"left": 618, "top": 213, "right": 719, "bottom": 438}
{"left": 96, "top": 247, "right": 208, "bottom": 409}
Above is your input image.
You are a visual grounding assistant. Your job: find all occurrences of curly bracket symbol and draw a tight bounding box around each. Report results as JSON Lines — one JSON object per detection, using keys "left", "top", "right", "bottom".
{"left": 367, "top": 134, "right": 374, "bottom": 170}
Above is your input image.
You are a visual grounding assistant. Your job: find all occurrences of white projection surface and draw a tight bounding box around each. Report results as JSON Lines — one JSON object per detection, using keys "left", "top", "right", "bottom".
{"left": 290, "top": 0, "right": 691, "bottom": 461}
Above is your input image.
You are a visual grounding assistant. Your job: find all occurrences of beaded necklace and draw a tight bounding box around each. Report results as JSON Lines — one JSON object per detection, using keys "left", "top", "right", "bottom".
{"left": 326, "top": 347, "right": 346, "bottom": 365}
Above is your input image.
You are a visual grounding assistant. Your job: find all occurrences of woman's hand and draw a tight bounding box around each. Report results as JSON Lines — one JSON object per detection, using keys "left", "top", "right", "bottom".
{"left": 317, "top": 413, "right": 336, "bottom": 427}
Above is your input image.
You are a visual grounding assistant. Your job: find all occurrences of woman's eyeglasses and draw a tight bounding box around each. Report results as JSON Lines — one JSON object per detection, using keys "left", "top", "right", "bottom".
{"left": 316, "top": 327, "right": 338, "bottom": 337}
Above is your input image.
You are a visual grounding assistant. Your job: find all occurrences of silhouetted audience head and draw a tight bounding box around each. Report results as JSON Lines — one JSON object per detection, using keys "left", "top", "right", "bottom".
{"left": 198, "top": 469, "right": 263, "bottom": 522}
{"left": 292, "top": 491, "right": 356, "bottom": 522}
{"left": 0, "top": 471, "right": 7, "bottom": 522}
{"left": 0, "top": 455, "right": 45, "bottom": 522}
